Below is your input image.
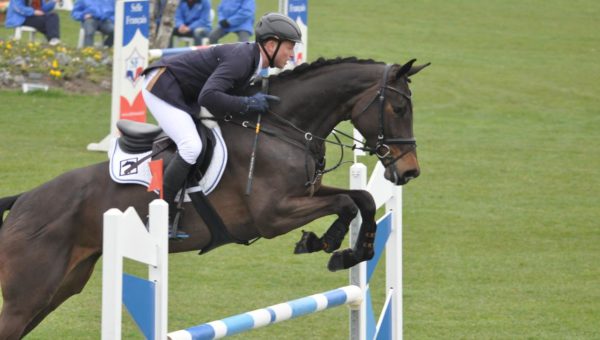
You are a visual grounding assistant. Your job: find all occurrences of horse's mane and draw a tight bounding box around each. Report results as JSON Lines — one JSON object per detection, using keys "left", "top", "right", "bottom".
{"left": 273, "top": 57, "right": 385, "bottom": 79}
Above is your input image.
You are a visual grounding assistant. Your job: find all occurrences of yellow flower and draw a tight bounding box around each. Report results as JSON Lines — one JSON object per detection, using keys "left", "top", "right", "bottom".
{"left": 83, "top": 47, "right": 94, "bottom": 56}
{"left": 49, "top": 69, "right": 62, "bottom": 78}
{"left": 52, "top": 59, "right": 58, "bottom": 68}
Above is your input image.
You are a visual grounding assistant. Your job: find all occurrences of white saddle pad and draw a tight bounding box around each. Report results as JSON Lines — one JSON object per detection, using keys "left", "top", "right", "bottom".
{"left": 108, "top": 126, "right": 228, "bottom": 196}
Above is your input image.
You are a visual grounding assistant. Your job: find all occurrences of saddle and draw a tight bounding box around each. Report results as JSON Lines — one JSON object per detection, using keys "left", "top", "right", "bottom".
{"left": 116, "top": 119, "right": 245, "bottom": 253}
{"left": 116, "top": 119, "right": 214, "bottom": 179}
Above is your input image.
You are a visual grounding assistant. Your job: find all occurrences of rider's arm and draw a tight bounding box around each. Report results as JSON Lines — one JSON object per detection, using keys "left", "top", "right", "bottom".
{"left": 197, "top": 47, "right": 257, "bottom": 116}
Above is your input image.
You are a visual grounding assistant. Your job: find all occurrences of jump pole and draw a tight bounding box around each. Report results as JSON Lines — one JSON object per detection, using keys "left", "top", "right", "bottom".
{"left": 167, "top": 285, "right": 362, "bottom": 340}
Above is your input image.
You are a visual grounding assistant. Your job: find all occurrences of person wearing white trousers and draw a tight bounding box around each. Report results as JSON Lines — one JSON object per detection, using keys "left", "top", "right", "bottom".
{"left": 140, "top": 13, "right": 302, "bottom": 233}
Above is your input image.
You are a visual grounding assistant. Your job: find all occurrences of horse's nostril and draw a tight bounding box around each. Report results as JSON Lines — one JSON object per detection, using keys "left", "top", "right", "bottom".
{"left": 401, "top": 170, "right": 419, "bottom": 184}
{"left": 403, "top": 169, "right": 420, "bottom": 181}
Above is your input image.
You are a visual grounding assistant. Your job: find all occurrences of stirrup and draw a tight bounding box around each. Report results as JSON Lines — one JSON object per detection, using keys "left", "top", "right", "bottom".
{"left": 168, "top": 209, "right": 189, "bottom": 240}
{"left": 169, "top": 230, "right": 189, "bottom": 240}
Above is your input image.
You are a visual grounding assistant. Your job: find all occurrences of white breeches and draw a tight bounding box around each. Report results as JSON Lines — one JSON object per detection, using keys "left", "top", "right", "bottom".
{"left": 142, "top": 70, "right": 202, "bottom": 165}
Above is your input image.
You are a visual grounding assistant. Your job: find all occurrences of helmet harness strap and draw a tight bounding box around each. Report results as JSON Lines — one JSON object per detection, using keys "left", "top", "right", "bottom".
{"left": 259, "top": 39, "right": 283, "bottom": 68}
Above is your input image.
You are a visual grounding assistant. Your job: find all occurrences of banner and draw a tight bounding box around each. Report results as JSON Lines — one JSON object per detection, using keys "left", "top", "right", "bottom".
{"left": 285, "top": 0, "right": 308, "bottom": 65}
{"left": 115, "top": 0, "right": 149, "bottom": 123}
{"left": 88, "top": 0, "right": 149, "bottom": 151}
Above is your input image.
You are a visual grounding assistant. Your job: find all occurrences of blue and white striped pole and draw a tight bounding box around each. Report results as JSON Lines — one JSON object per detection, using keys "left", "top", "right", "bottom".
{"left": 167, "top": 285, "right": 362, "bottom": 340}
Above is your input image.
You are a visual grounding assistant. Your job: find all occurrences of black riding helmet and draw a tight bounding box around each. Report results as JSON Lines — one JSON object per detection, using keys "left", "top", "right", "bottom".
{"left": 256, "top": 12, "right": 302, "bottom": 43}
{"left": 255, "top": 13, "right": 302, "bottom": 67}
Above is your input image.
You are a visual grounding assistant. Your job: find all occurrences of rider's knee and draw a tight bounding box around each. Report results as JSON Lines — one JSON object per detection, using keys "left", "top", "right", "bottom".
{"left": 178, "top": 137, "right": 203, "bottom": 164}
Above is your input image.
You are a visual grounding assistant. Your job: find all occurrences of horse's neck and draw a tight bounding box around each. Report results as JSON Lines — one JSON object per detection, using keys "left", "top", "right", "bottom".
{"left": 273, "top": 66, "right": 377, "bottom": 138}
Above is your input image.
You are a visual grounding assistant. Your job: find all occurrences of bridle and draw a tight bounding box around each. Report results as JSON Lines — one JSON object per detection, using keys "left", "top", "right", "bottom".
{"left": 352, "top": 64, "right": 417, "bottom": 167}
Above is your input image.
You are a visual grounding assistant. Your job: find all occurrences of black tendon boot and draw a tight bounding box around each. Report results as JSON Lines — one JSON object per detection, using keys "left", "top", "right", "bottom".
{"left": 163, "top": 154, "right": 192, "bottom": 239}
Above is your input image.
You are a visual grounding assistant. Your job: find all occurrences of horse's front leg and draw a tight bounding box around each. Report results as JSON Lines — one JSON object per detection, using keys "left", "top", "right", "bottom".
{"left": 256, "top": 187, "right": 376, "bottom": 272}
{"left": 255, "top": 193, "right": 358, "bottom": 239}
{"left": 253, "top": 193, "right": 358, "bottom": 268}
{"left": 294, "top": 186, "right": 375, "bottom": 255}
{"left": 310, "top": 186, "right": 377, "bottom": 271}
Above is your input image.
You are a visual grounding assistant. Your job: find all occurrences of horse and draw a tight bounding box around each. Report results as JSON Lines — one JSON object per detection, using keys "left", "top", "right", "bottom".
{"left": 0, "top": 57, "right": 428, "bottom": 339}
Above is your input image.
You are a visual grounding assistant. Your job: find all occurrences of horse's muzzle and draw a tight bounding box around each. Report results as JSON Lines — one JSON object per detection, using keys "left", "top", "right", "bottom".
{"left": 385, "top": 166, "right": 420, "bottom": 185}
{"left": 380, "top": 148, "right": 420, "bottom": 185}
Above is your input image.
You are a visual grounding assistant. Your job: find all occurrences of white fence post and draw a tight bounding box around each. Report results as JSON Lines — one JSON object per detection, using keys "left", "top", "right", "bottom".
{"left": 387, "top": 185, "right": 403, "bottom": 340}
{"left": 349, "top": 160, "right": 403, "bottom": 340}
{"left": 102, "top": 209, "right": 125, "bottom": 340}
{"left": 149, "top": 200, "right": 169, "bottom": 340}
{"left": 349, "top": 162, "right": 368, "bottom": 340}
{"left": 101, "top": 199, "right": 169, "bottom": 340}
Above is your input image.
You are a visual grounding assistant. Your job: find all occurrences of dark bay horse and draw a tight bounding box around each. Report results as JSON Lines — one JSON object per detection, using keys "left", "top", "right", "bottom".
{"left": 0, "top": 57, "right": 428, "bottom": 339}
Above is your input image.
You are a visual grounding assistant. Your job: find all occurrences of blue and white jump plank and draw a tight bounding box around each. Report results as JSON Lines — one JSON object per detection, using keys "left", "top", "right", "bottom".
{"left": 167, "top": 285, "right": 363, "bottom": 340}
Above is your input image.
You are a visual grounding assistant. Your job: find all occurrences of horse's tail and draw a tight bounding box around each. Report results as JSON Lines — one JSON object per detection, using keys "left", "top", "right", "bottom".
{"left": 0, "top": 194, "right": 21, "bottom": 228}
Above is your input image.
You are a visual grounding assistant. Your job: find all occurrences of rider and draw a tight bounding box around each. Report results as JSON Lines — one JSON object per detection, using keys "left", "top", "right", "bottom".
{"left": 142, "top": 12, "right": 302, "bottom": 227}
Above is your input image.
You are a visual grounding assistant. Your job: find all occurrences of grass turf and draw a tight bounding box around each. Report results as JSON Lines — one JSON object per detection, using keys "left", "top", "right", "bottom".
{"left": 1, "top": 0, "right": 599, "bottom": 338}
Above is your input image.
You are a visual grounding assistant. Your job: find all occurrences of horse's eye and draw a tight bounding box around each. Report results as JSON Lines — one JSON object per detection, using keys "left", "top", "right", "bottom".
{"left": 393, "top": 106, "right": 406, "bottom": 116}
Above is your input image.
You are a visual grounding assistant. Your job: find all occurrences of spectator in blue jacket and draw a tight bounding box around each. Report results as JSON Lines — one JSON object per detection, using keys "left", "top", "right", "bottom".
{"left": 71, "top": 0, "right": 115, "bottom": 47}
{"left": 171, "top": 0, "right": 212, "bottom": 47}
{"left": 5, "top": 0, "right": 61, "bottom": 45}
{"left": 208, "top": 0, "right": 254, "bottom": 44}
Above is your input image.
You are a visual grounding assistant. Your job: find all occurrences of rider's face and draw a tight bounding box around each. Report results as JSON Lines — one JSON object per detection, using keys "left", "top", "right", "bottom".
{"left": 264, "top": 40, "right": 296, "bottom": 68}
{"left": 273, "top": 40, "right": 296, "bottom": 68}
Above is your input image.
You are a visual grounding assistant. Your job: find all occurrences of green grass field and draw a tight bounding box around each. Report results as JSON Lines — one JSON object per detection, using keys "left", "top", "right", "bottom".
{"left": 1, "top": 0, "right": 599, "bottom": 339}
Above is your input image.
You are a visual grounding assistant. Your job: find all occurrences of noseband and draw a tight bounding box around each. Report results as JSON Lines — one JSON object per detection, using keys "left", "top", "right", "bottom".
{"left": 353, "top": 64, "right": 416, "bottom": 166}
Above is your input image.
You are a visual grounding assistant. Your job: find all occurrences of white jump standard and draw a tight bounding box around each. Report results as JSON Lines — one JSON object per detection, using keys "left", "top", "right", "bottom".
{"left": 101, "top": 135, "right": 403, "bottom": 339}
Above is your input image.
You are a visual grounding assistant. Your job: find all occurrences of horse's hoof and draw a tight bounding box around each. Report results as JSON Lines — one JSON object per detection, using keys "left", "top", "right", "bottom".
{"left": 327, "top": 248, "right": 358, "bottom": 272}
{"left": 294, "top": 230, "right": 323, "bottom": 254}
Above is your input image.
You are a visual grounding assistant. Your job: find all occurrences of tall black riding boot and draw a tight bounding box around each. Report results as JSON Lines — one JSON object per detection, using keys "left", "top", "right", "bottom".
{"left": 162, "top": 154, "right": 192, "bottom": 238}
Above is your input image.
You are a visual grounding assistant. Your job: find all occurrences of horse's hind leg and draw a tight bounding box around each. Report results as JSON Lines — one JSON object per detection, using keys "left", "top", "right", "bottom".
{"left": 0, "top": 252, "right": 70, "bottom": 340}
{"left": 21, "top": 253, "right": 101, "bottom": 337}
{"left": 0, "top": 249, "right": 100, "bottom": 339}
{"left": 0, "top": 209, "right": 100, "bottom": 340}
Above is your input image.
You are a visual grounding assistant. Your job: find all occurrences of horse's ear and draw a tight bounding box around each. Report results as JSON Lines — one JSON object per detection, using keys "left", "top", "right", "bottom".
{"left": 396, "top": 59, "right": 431, "bottom": 78}
{"left": 407, "top": 62, "right": 431, "bottom": 77}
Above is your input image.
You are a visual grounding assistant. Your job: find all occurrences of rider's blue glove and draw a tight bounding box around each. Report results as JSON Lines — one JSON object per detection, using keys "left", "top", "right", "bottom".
{"left": 241, "top": 92, "right": 280, "bottom": 115}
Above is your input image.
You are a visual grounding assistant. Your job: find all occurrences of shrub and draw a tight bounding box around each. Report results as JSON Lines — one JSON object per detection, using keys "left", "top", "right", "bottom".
{"left": 0, "top": 39, "right": 112, "bottom": 87}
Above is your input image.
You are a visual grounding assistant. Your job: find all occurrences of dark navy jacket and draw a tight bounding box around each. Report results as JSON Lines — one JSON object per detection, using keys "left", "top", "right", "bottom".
{"left": 144, "top": 42, "right": 261, "bottom": 117}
